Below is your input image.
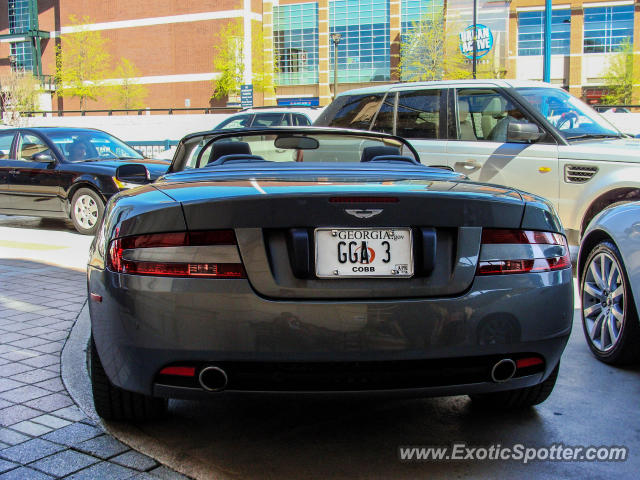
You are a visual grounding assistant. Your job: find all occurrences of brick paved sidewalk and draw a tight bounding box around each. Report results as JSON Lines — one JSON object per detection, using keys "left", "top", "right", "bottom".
{"left": 0, "top": 259, "right": 188, "bottom": 480}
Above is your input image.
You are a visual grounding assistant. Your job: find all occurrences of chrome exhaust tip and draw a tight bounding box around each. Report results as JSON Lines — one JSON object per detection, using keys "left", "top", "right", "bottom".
{"left": 491, "top": 359, "right": 517, "bottom": 383}
{"left": 198, "top": 366, "right": 228, "bottom": 391}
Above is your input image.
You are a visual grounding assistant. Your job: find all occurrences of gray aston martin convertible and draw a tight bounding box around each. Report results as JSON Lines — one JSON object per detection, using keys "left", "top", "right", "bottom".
{"left": 87, "top": 127, "right": 573, "bottom": 421}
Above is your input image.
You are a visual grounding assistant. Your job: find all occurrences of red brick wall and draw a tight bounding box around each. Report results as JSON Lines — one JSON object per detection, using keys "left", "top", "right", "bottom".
{"left": 2, "top": 1, "right": 281, "bottom": 110}
{"left": 58, "top": 1, "right": 244, "bottom": 23}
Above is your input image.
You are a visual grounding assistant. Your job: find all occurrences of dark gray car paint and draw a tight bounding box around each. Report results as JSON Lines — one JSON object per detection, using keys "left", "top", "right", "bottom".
{"left": 89, "top": 132, "right": 573, "bottom": 400}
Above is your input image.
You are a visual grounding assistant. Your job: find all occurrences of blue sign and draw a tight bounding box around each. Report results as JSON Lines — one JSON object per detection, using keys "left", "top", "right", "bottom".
{"left": 277, "top": 97, "right": 320, "bottom": 107}
{"left": 459, "top": 24, "right": 493, "bottom": 59}
{"left": 240, "top": 85, "right": 253, "bottom": 108}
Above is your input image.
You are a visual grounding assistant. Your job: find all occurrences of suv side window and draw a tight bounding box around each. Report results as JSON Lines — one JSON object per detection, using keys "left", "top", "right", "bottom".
{"left": 371, "top": 93, "right": 395, "bottom": 135}
{"left": 455, "top": 89, "right": 535, "bottom": 142}
{"left": 314, "top": 93, "right": 384, "bottom": 129}
{"left": 0, "top": 133, "right": 15, "bottom": 159}
{"left": 293, "top": 114, "right": 311, "bottom": 126}
{"left": 396, "top": 89, "right": 441, "bottom": 139}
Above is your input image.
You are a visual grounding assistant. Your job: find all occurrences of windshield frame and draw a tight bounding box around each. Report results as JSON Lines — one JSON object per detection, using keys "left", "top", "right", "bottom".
{"left": 515, "top": 86, "right": 623, "bottom": 142}
{"left": 168, "top": 127, "right": 421, "bottom": 174}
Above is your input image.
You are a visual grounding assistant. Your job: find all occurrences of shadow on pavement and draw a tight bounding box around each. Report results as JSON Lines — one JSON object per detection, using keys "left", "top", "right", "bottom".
{"left": 0, "top": 215, "right": 77, "bottom": 233}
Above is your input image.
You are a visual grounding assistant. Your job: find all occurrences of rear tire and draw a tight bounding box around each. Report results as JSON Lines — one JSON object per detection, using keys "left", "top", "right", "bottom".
{"left": 470, "top": 363, "right": 559, "bottom": 409}
{"left": 90, "top": 338, "right": 167, "bottom": 421}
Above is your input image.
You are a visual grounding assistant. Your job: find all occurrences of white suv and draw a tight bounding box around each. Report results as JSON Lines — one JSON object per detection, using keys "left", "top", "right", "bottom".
{"left": 315, "top": 80, "right": 640, "bottom": 245}
{"left": 214, "top": 107, "right": 321, "bottom": 130}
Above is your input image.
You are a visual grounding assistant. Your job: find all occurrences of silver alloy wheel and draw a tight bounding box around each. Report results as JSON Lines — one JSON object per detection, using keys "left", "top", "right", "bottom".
{"left": 74, "top": 194, "right": 99, "bottom": 230}
{"left": 582, "top": 251, "right": 625, "bottom": 352}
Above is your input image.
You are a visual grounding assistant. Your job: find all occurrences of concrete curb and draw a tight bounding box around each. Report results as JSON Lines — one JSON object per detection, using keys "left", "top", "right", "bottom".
{"left": 61, "top": 303, "right": 219, "bottom": 480}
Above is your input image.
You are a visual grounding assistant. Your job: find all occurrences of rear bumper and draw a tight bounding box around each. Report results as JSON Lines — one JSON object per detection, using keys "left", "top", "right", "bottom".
{"left": 88, "top": 267, "right": 573, "bottom": 397}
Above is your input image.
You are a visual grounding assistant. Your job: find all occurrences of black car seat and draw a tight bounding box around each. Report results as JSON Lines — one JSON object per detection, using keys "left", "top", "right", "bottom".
{"left": 360, "top": 146, "right": 401, "bottom": 163}
{"left": 207, "top": 141, "right": 252, "bottom": 165}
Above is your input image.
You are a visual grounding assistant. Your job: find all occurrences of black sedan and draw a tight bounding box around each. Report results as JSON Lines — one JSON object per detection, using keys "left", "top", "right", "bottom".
{"left": 88, "top": 127, "right": 573, "bottom": 421}
{"left": 0, "top": 127, "right": 169, "bottom": 234}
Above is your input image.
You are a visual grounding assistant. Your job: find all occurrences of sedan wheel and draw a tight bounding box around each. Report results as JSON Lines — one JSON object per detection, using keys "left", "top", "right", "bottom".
{"left": 581, "top": 241, "right": 640, "bottom": 364}
{"left": 71, "top": 188, "right": 105, "bottom": 235}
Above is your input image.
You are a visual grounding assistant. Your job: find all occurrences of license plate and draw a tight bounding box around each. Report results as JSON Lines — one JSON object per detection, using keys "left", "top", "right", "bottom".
{"left": 315, "top": 228, "right": 413, "bottom": 278}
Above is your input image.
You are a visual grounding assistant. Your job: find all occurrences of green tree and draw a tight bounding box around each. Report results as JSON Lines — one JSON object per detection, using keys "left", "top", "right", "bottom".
{"left": 602, "top": 39, "right": 636, "bottom": 105}
{"left": 212, "top": 21, "right": 244, "bottom": 100}
{"left": 211, "top": 20, "right": 277, "bottom": 100}
{"left": 108, "top": 58, "right": 148, "bottom": 110}
{"left": 0, "top": 70, "right": 41, "bottom": 125}
{"left": 398, "top": 10, "right": 471, "bottom": 82}
{"left": 55, "top": 15, "right": 111, "bottom": 109}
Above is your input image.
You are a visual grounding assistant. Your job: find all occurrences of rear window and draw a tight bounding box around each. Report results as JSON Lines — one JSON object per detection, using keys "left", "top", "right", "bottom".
{"left": 314, "top": 93, "right": 384, "bottom": 130}
{"left": 253, "top": 113, "right": 288, "bottom": 127}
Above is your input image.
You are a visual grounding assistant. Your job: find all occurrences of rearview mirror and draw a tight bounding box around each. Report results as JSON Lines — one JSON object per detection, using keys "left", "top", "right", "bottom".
{"left": 115, "top": 164, "right": 150, "bottom": 185}
{"left": 507, "top": 121, "right": 544, "bottom": 143}
{"left": 274, "top": 135, "right": 319, "bottom": 150}
{"left": 33, "top": 152, "right": 55, "bottom": 163}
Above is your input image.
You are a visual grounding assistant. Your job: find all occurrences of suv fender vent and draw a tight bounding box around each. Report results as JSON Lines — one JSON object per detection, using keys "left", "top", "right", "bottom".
{"left": 565, "top": 165, "right": 598, "bottom": 183}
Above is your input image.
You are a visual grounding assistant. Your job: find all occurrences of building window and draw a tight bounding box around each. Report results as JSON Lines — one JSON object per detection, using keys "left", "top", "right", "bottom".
{"left": 8, "top": 0, "right": 30, "bottom": 34}
{"left": 330, "top": 0, "right": 391, "bottom": 83}
{"left": 584, "top": 5, "right": 634, "bottom": 53}
{"left": 401, "top": 0, "right": 444, "bottom": 35}
{"left": 10, "top": 42, "right": 33, "bottom": 71}
{"left": 8, "top": 0, "right": 34, "bottom": 72}
{"left": 517, "top": 9, "right": 571, "bottom": 56}
{"left": 274, "top": 3, "right": 319, "bottom": 86}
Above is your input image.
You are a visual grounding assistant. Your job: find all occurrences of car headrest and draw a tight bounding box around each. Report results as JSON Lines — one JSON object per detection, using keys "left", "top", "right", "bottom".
{"left": 360, "top": 146, "right": 401, "bottom": 163}
{"left": 208, "top": 141, "right": 252, "bottom": 164}
{"left": 367, "top": 155, "right": 420, "bottom": 165}
{"left": 206, "top": 154, "right": 267, "bottom": 166}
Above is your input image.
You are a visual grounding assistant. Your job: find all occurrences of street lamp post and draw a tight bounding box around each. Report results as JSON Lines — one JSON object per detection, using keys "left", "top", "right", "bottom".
{"left": 331, "top": 33, "right": 342, "bottom": 99}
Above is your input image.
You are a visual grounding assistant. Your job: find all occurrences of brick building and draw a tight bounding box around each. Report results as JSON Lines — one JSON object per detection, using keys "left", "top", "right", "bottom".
{"left": 1, "top": 0, "right": 639, "bottom": 111}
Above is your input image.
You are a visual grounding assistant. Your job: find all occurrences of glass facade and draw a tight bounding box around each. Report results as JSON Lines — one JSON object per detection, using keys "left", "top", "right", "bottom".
{"left": 8, "top": 0, "right": 34, "bottom": 72}
{"left": 274, "top": 2, "right": 319, "bottom": 85}
{"left": 584, "top": 5, "right": 634, "bottom": 53}
{"left": 517, "top": 9, "right": 571, "bottom": 56}
{"left": 401, "top": 0, "right": 444, "bottom": 34}
{"left": 329, "top": 0, "right": 391, "bottom": 83}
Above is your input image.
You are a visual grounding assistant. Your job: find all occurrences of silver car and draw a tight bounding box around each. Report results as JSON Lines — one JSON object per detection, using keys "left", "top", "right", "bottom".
{"left": 315, "top": 80, "right": 640, "bottom": 246}
{"left": 579, "top": 202, "right": 640, "bottom": 364}
{"left": 87, "top": 127, "right": 573, "bottom": 421}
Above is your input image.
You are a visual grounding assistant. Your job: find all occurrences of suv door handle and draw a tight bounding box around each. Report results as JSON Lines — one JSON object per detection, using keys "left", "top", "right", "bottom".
{"left": 454, "top": 160, "right": 482, "bottom": 173}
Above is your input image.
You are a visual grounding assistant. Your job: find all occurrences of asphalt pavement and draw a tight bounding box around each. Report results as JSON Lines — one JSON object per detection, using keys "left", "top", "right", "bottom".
{"left": 1, "top": 214, "right": 640, "bottom": 480}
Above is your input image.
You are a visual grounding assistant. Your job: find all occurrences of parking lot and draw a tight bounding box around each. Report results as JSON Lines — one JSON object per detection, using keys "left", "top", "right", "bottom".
{"left": 0, "top": 214, "right": 639, "bottom": 479}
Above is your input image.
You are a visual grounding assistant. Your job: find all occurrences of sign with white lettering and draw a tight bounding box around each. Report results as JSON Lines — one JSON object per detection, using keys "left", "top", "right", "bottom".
{"left": 459, "top": 24, "right": 493, "bottom": 59}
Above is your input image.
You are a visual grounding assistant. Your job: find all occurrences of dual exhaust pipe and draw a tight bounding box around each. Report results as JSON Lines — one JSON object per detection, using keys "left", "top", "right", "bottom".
{"left": 196, "top": 358, "right": 517, "bottom": 391}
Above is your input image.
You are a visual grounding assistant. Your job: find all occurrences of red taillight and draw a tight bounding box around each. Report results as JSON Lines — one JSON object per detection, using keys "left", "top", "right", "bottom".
{"left": 159, "top": 366, "right": 196, "bottom": 377}
{"left": 107, "top": 230, "right": 246, "bottom": 278}
{"left": 516, "top": 357, "right": 544, "bottom": 369}
{"left": 477, "top": 229, "right": 571, "bottom": 276}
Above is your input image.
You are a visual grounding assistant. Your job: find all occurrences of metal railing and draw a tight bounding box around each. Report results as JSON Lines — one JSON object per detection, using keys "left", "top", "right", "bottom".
{"left": 19, "top": 107, "right": 242, "bottom": 117}
{"left": 593, "top": 104, "right": 640, "bottom": 113}
{"left": 128, "top": 140, "right": 179, "bottom": 158}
